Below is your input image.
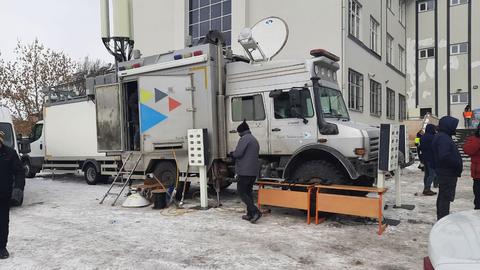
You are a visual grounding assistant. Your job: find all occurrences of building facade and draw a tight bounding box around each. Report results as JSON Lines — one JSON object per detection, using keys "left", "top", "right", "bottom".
{"left": 406, "top": 0, "right": 480, "bottom": 127}
{"left": 130, "top": 0, "right": 408, "bottom": 124}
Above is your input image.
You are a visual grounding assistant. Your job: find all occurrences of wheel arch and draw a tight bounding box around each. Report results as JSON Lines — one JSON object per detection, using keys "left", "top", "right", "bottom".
{"left": 82, "top": 159, "right": 100, "bottom": 172}
{"left": 283, "top": 144, "right": 360, "bottom": 180}
{"left": 145, "top": 159, "right": 177, "bottom": 174}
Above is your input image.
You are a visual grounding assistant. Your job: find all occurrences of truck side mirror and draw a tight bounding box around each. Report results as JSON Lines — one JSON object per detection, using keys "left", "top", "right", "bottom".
{"left": 269, "top": 89, "right": 282, "bottom": 98}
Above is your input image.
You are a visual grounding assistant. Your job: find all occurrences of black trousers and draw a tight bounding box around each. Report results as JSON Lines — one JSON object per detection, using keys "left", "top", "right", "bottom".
{"left": 436, "top": 176, "right": 458, "bottom": 220}
{"left": 0, "top": 197, "right": 10, "bottom": 249}
{"left": 237, "top": 176, "right": 259, "bottom": 216}
{"left": 474, "top": 180, "right": 480, "bottom": 210}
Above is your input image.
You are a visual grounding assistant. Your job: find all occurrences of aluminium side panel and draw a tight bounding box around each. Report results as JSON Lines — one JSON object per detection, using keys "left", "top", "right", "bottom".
{"left": 44, "top": 99, "right": 106, "bottom": 158}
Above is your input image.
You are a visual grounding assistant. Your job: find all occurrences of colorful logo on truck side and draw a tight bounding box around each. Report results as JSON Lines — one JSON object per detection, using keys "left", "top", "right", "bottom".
{"left": 139, "top": 88, "right": 182, "bottom": 133}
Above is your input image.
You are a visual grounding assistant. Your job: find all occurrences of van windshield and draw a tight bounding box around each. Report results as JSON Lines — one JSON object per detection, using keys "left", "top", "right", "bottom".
{"left": 0, "top": 123, "right": 14, "bottom": 148}
{"left": 315, "top": 87, "right": 349, "bottom": 120}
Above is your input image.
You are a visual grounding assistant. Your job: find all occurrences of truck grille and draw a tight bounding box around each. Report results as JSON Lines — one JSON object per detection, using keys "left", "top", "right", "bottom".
{"left": 368, "top": 136, "right": 379, "bottom": 160}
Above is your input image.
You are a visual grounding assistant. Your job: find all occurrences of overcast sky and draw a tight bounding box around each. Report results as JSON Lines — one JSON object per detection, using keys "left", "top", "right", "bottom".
{"left": 0, "top": 0, "right": 113, "bottom": 63}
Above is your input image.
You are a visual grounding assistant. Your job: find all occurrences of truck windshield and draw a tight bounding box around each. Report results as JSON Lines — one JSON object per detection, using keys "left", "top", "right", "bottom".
{"left": 315, "top": 87, "right": 349, "bottom": 119}
{"left": 0, "top": 123, "right": 14, "bottom": 148}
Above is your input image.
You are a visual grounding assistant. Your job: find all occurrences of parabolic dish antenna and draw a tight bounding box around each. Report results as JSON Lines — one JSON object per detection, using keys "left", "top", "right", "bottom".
{"left": 238, "top": 17, "right": 289, "bottom": 62}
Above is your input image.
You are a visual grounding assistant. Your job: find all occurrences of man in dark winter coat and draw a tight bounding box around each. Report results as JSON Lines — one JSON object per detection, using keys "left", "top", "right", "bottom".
{"left": 432, "top": 116, "right": 463, "bottom": 220}
{"left": 230, "top": 120, "right": 262, "bottom": 223}
{"left": 419, "top": 124, "right": 437, "bottom": 195}
{"left": 0, "top": 131, "right": 25, "bottom": 259}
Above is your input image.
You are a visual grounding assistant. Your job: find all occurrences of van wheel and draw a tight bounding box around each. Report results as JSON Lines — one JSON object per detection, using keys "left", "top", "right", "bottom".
{"left": 24, "top": 160, "right": 36, "bottom": 178}
{"left": 84, "top": 164, "right": 101, "bottom": 185}
{"left": 153, "top": 162, "right": 177, "bottom": 189}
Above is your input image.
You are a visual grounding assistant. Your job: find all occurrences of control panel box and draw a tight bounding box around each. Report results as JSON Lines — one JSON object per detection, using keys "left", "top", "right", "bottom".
{"left": 379, "top": 124, "right": 399, "bottom": 171}
{"left": 399, "top": 125, "right": 409, "bottom": 165}
{"left": 187, "top": 129, "right": 208, "bottom": 167}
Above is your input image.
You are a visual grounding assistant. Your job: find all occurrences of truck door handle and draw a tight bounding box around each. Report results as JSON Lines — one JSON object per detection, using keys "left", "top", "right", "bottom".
{"left": 40, "top": 144, "right": 43, "bottom": 150}
{"left": 272, "top": 128, "right": 281, "bottom": 132}
{"left": 229, "top": 130, "right": 237, "bottom": 134}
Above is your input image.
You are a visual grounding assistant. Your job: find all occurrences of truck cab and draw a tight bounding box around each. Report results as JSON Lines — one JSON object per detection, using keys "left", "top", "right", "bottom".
{"left": 0, "top": 107, "right": 18, "bottom": 153}
{"left": 21, "top": 121, "right": 44, "bottom": 178}
{"left": 226, "top": 51, "right": 379, "bottom": 185}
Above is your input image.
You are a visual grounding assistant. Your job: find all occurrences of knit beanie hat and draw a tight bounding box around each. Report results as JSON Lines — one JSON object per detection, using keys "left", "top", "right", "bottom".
{"left": 236, "top": 120, "right": 250, "bottom": 133}
{"left": 0, "top": 131, "right": 4, "bottom": 144}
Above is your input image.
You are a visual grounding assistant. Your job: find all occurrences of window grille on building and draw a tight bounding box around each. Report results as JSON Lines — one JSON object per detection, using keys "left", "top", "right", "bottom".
{"left": 348, "top": 69, "right": 364, "bottom": 111}
{"left": 418, "top": 0, "right": 435, "bottom": 12}
{"left": 450, "top": 0, "right": 469, "bottom": 6}
{"left": 188, "top": 0, "right": 232, "bottom": 46}
{"left": 387, "top": 88, "right": 396, "bottom": 120}
{"left": 418, "top": 48, "right": 435, "bottom": 59}
{"left": 450, "top": 43, "right": 468, "bottom": 55}
{"left": 399, "top": 0, "right": 406, "bottom": 25}
{"left": 370, "top": 80, "right": 382, "bottom": 117}
{"left": 398, "top": 45, "right": 405, "bottom": 72}
{"left": 450, "top": 92, "right": 469, "bottom": 104}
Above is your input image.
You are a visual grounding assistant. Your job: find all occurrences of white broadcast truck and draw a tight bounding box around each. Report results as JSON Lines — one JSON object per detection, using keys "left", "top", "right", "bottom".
{"left": 20, "top": 82, "right": 121, "bottom": 184}
{"left": 93, "top": 18, "right": 381, "bottom": 192}
{"left": 0, "top": 107, "right": 19, "bottom": 153}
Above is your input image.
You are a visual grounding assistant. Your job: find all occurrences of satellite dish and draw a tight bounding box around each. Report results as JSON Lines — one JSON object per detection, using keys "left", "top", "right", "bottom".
{"left": 238, "top": 17, "right": 289, "bottom": 62}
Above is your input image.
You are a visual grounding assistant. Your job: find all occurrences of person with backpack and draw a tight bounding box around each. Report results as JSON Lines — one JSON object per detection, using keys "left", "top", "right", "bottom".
{"left": 463, "top": 105, "right": 473, "bottom": 129}
{"left": 462, "top": 125, "right": 480, "bottom": 210}
{"left": 432, "top": 116, "right": 463, "bottom": 220}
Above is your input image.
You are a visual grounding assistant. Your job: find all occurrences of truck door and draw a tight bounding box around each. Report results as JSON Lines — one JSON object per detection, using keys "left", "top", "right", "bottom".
{"left": 28, "top": 122, "right": 44, "bottom": 166}
{"left": 137, "top": 75, "right": 193, "bottom": 149}
{"left": 95, "top": 83, "right": 125, "bottom": 152}
{"left": 269, "top": 88, "right": 317, "bottom": 154}
{"left": 226, "top": 93, "right": 269, "bottom": 154}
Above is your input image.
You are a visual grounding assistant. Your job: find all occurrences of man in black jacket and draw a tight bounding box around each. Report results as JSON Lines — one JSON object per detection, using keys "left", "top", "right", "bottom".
{"left": 0, "top": 131, "right": 25, "bottom": 259}
{"left": 419, "top": 124, "right": 437, "bottom": 195}
{"left": 230, "top": 120, "right": 262, "bottom": 223}
{"left": 432, "top": 116, "right": 463, "bottom": 220}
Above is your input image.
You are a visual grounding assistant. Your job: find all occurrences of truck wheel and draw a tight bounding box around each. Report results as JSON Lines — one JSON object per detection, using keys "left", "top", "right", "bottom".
{"left": 153, "top": 162, "right": 177, "bottom": 189}
{"left": 23, "top": 160, "right": 36, "bottom": 178}
{"left": 84, "top": 164, "right": 101, "bottom": 185}
{"left": 292, "top": 160, "right": 349, "bottom": 186}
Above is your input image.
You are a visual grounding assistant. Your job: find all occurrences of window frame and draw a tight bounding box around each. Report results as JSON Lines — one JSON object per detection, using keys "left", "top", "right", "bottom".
{"left": 418, "top": 48, "right": 435, "bottom": 59}
{"left": 272, "top": 89, "right": 315, "bottom": 120}
{"left": 370, "top": 79, "right": 382, "bottom": 117}
{"left": 398, "top": 45, "right": 405, "bottom": 73}
{"left": 450, "top": 0, "right": 469, "bottom": 6}
{"left": 418, "top": 0, "right": 435, "bottom": 12}
{"left": 370, "top": 16, "right": 380, "bottom": 53}
{"left": 231, "top": 94, "right": 266, "bottom": 122}
{"left": 450, "top": 43, "right": 469, "bottom": 55}
{"left": 450, "top": 92, "right": 469, "bottom": 104}
{"left": 398, "top": 93, "right": 406, "bottom": 121}
{"left": 386, "top": 34, "right": 394, "bottom": 64}
{"left": 399, "top": 0, "right": 406, "bottom": 25}
{"left": 386, "top": 88, "right": 396, "bottom": 120}
{"left": 349, "top": 0, "right": 362, "bottom": 39}
{"left": 348, "top": 69, "right": 364, "bottom": 112}
{"left": 188, "top": 0, "right": 232, "bottom": 46}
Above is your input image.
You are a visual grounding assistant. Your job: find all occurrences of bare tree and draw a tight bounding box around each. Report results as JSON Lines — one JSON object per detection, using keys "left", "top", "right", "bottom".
{"left": 0, "top": 39, "right": 77, "bottom": 120}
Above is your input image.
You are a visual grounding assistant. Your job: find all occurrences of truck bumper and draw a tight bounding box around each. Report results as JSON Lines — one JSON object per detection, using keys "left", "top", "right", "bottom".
{"left": 350, "top": 159, "right": 378, "bottom": 178}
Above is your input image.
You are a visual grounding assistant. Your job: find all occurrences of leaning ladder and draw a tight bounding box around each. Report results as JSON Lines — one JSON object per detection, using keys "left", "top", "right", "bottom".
{"left": 99, "top": 153, "right": 142, "bottom": 206}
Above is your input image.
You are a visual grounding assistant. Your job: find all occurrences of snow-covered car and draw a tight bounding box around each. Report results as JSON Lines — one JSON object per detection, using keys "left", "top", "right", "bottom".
{"left": 424, "top": 210, "right": 480, "bottom": 270}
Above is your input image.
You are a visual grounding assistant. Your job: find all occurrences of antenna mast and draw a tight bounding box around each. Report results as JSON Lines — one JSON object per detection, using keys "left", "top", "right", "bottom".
{"left": 100, "top": 0, "right": 134, "bottom": 62}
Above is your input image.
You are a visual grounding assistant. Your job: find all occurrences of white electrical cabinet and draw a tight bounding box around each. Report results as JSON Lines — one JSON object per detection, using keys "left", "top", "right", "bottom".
{"left": 187, "top": 129, "right": 208, "bottom": 167}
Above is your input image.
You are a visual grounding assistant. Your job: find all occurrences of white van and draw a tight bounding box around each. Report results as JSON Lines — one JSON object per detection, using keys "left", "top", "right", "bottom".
{"left": 0, "top": 106, "right": 18, "bottom": 153}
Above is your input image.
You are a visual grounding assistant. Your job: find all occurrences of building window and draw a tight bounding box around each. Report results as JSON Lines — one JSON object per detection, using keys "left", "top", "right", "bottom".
{"left": 370, "top": 17, "right": 380, "bottom": 53}
{"left": 370, "top": 80, "right": 382, "bottom": 117}
{"left": 450, "top": 0, "right": 469, "bottom": 6}
{"left": 418, "top": 48, "right": 435, "bottom": 59}
{"left": 450, "top": 92, "right": 469, "bottom": 104}
{"left": 399, "top": 94, "right": 406, "bottom": 121}
{"left": 386, "top": 34, "right": 393, "bottom": 64}
{"left": 386, "top": 88, "right": 395, "bottom": 120}
{"left": 450, "top": 43, "right": 469, "bottom": 55}
{"left": 273, "top": 90, "right": 314, "bottom": 119}
{"left": 348, "top": 69, "right": 364, "bottom": 111}
{"left": 418, "top": 0, "right": 435, "bottom": 12}
{"left": 398, "top": 45, "right": 405, "bottom": 72}
{"left": 188, "top": 0, "right": 232, "bottom": 46}
{"left": 231, "top": 95, "right": 265, "bottom": 121}
{"left": 387, "top": 0, "right": 393, "bottom": 10}
{"left": 349, "top": 0, "right": 361, "bottom": 39}
{"left": 399, "top": 0, "right": 406, "bottom": 25}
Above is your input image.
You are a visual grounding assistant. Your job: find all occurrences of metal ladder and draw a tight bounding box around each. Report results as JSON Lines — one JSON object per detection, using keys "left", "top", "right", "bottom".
{"left": 99, "top": 153, "right": 142, "bottom": 206}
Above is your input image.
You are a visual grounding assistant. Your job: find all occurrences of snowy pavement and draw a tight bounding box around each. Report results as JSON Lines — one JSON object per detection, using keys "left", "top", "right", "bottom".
{"left": 2, "top": 165, "right": 477, "bottom": 270}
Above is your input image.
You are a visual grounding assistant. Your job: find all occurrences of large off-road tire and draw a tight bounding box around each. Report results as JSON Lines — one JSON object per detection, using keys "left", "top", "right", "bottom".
{"left": 84, "top": 164, "right": 101, "bottom": 185}
{"left": 292, "top": 160, "right": 349, "bottom": 186}
{"left": 23, "top": 160, "right": 37, "bottom": 178}
{"left": 153, "top": 162, "right": 177, "bottom": 189}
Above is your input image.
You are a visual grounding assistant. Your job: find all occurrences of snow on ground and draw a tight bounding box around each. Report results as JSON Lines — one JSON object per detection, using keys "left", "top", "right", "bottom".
{"left": 1, "top": 164, "right": 477, "bottom": 270}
